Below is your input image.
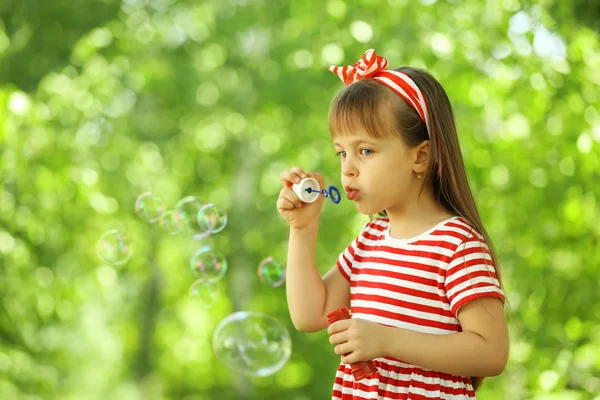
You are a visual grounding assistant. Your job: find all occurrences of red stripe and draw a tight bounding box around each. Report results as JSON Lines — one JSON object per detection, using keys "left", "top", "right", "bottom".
{"left": 351, "top": 306, "right": 459, "bottom": 331}
{"left": 409, "top": 239, "right": 457, "bottom": 251}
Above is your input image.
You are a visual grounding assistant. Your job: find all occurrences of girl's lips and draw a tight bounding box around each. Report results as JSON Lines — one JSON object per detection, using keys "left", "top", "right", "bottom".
{"left": 346, "top": 190, "right": 359, "bottom": 200}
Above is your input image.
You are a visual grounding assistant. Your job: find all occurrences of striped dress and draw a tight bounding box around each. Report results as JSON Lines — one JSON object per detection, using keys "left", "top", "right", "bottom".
{"left": 332, "top": 216, "right": 505, "bottom": 400}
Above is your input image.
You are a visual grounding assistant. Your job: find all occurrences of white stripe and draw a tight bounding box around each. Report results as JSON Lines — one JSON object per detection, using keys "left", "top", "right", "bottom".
{"left": 351, "top": 298, "right": 457, "bottom": 325}
{"left": 373, "top": 76, "right": 422, "bottom": 117}
{"left": 354, "top": 272, "right": 441, "bottom": 294}
{"left": 448, "top": 253, "right": 494, "bottom": 276}
{"left": 351, "top": 284, "right": 453, "bottom": 312}
{"left": 351, "top": 312, "right": 457, "bottom": 334}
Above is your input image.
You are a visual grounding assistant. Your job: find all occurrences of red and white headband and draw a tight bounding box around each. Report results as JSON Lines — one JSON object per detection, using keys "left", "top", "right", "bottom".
{"left": 329, "top": 49, "right": 433, "bottom": 139}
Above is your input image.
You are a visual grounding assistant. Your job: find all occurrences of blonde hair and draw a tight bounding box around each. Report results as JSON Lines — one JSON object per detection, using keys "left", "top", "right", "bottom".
{"left": 328, "top": 67, "right": 504, "bottom": 391}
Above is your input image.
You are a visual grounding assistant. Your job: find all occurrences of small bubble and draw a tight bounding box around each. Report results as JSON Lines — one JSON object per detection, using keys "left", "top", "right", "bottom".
{"left": 97, "top": 229, "right": 133, "bottom": 265}
{"left": 190, "top": 246, "right": 228, "bottom": 282}
{"left": 189, "top": 279, "right": 219, "bottom": 308}
{"left": 135, "top": 192, "right": 166, "bottom": 223}
{"left": 159, "top": 210, "right": 184, "bottom": 235}
{"left": 197, "top": 203, "right": 227, "bottom": 234}
{"left": 258, "top": 257, "right": 285, "bottom": 287}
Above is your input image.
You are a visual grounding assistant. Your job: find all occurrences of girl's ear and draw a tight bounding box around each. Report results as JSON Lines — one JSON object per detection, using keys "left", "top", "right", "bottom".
{"left": 413, "top": 140, "right": 430, "bottom": 174}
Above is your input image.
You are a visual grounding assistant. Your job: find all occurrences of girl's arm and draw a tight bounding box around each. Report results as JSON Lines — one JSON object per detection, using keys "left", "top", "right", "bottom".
{"left": 286, "top": 226, "right": 350, "bottom": 332}
{"left": 381, "top": 297, "right": 509, "bottom": 377}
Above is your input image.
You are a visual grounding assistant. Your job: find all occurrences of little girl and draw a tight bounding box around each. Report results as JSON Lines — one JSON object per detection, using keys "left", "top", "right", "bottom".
{"left": 277, "top": 49, "right": 508, "bottom": 399}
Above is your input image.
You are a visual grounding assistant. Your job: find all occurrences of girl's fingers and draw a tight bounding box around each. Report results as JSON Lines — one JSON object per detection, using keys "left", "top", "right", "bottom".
{"left": 280, "top": 170, "right": 304, "bottom": 187}
{"left": 290, "top": 166, "right": 308, "bottom": 180}
{"left": 277, "top": 196, "right": 296, "bottom": 211}
{"left": 278, "top": 188, "right": 303, "bottom": 209}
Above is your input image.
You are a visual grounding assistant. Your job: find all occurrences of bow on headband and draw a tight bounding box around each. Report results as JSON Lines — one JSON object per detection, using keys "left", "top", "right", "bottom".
{"left": 329, "top": 49, "right": 432, "bottom": 140}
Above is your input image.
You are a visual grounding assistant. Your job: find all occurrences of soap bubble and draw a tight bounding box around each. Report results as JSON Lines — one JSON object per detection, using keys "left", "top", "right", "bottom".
{"left": 159, "top": 210, "right": 184, "bottom": 235}
{"left": 174, "top": 196, "right": 211, "bottom": 240}
{"left": 197, "top": 203, "right": 227, "bottom": 234}
{"left": 258, "top": 257, "right": 286, "bottom": 287}
{"left": 190, "top": 246, "right": 227, "bottom": 282}
{"left": 212, "top": 311, "right": 292, "bottom": 377}
{"left": 189, "top": 279, "right": 219, "bottom": 308}
{"left": 134, "top": 192, "right": 166, "bottom": 223}
{"left": 97, "top": 229, "right": 133, "bottom": 265}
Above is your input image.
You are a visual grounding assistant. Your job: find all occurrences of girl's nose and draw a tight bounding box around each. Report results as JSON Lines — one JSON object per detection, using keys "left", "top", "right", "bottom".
{"left": 342, "top": 160, "right": 358, "bottom": 177}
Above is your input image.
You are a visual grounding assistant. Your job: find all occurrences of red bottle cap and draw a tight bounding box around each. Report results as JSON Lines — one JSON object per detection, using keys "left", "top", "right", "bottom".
{"left": 352, "top": 361, "right": 378, "bottom": 380}
{"left": 327, "top": 306, "right": 351, "bottom": 324}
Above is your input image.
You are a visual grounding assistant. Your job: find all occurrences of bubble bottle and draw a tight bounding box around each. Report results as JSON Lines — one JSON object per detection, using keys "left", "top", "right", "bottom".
{"left": 291, "top": 177, "right": 341, "bottom": 204}
{"left": 327, "top": 306, "right": 379, "bottom": 381}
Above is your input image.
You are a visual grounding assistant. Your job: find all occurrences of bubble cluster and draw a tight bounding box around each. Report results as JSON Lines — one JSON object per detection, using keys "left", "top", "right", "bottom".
{"left": 97, "top": 229, "right": 133, "bottom": 265}
{"left": 96, "top": 188, "right": 293, "bottom": 375}
{"left": 133, "top": 193, "right": 227, "bottom": 241}
{"left": 212, "top": 311, "right": 292, "bottom": 377}
{"left": 189, "top": 279, "right": 219, "bottom": 308}
{"left": 190, "top": 246, "right": 228, "bottom": 282}
{"left": 258, "top": 257, "right": 286, "bottom": 287}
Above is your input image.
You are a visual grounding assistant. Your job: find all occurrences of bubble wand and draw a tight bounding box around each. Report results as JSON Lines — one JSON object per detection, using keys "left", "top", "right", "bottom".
{"left": 291, "top": 177, "right": 342, "bottom": 204}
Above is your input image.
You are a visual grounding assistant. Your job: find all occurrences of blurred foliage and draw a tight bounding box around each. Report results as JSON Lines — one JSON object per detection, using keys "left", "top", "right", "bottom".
{"left": 0, "top": 0, "right": 599, "bottom": 399}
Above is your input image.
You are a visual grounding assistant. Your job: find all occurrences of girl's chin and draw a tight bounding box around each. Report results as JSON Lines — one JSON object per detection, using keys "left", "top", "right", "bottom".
{"left": 354, "top": 203, "right": 382, "bottom": 216}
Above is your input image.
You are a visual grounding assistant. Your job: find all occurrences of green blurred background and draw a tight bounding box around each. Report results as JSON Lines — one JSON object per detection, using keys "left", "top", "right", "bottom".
{"left": 1, "top": 0, "right": 599, "bottom": 399}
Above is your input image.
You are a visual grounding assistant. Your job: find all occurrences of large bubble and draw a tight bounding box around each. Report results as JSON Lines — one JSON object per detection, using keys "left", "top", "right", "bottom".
{"left": 212, "top": 312, "right": 292, "bottom": 377}
{"left": 190, "top": 246, "right": 227, "bottom": 282}
{"left": 174, "top": 196, "right": 211, "bottom": 240}
{"left": 97, "top": 229, "right": 133, "bottom": 265}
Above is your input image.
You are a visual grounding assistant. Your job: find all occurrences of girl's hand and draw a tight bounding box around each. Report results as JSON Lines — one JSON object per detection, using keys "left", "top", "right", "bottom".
{"left": 328, "top": 319, "right": 387, "bottom": 364}
{"left": 277, "top": 167, "right": 325, "bottom": 230}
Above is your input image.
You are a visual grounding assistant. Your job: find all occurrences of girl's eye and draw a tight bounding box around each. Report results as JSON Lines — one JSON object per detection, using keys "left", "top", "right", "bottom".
{"left": 335, "top": 151, "right": 347, "bottom": 159}
{"left": 360, "top": 148, "right": 373, "bottom": 156}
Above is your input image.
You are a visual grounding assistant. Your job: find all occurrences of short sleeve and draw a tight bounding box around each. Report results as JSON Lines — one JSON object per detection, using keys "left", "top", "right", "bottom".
{"left": 444, "top": 235, "right": 505, "bottom": 316}
{"left": 336, "top": 221, "right": 370, "bottom": 281}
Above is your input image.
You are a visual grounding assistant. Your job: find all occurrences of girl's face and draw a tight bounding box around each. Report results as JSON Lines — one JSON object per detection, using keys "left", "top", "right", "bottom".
{"left": 333, "top": 131, "right": 417, "bottom": 215}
